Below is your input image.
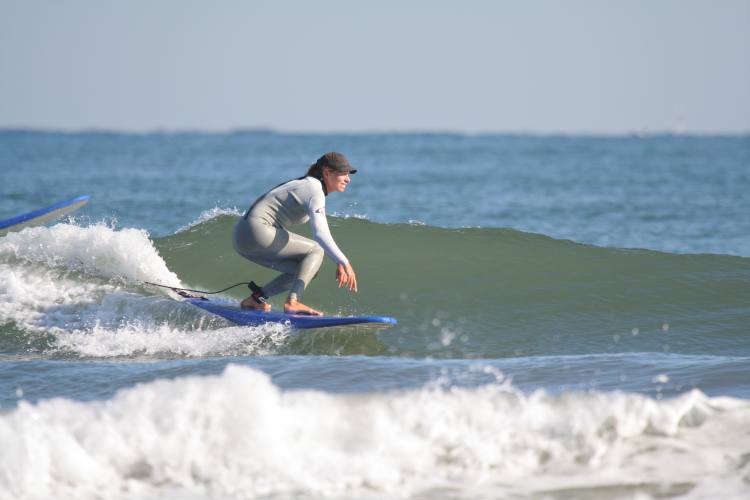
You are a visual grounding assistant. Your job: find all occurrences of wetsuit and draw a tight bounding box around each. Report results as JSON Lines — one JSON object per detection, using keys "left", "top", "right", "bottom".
{"left": 233, "top": 176, "right": 348, "bottom": 301}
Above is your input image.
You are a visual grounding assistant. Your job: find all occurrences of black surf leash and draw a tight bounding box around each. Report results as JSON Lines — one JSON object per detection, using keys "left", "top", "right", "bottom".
{"left": 143, "top": 280, "right": 268, "bottom": 303}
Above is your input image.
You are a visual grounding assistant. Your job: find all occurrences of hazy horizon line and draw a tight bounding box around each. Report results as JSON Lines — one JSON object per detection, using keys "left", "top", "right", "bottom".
{"left": 2, "top": 125, "right": 749, "bottom": 139}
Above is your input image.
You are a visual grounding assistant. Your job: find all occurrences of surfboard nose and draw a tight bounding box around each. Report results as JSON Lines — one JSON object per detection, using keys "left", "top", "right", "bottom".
{"left": 0, "top": 195, "right": 90, "bottom": 235}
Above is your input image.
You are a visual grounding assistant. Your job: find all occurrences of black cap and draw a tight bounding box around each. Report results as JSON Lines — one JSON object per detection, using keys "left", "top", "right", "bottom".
{"left": 316, "top": 152, "right": 357, "bottom": 174}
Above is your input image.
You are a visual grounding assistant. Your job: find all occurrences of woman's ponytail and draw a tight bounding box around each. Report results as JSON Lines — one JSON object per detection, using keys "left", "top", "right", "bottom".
{"left": 303, "top": 161, "right": 328, "bottom": 195}
{"left": 305, "top": 162, "right": 324, "bottom": 180}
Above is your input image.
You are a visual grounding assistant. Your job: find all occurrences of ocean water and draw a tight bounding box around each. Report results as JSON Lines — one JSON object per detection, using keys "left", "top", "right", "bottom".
{"left": 1, "top": 130, "right": 749, "bottom": 499}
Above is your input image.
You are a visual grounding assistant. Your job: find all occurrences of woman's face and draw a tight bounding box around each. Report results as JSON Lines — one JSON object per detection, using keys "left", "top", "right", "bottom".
{"left": 323, "top": 168, "right": 351, "bottom": 193}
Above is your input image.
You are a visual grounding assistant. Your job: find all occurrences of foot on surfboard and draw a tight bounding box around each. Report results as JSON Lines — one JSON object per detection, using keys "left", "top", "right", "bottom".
{"left": 240, "top": 295, "right": 271, "bottom": 312}
{"left": 284, "top": 300, "right": 322, "bottom": 316}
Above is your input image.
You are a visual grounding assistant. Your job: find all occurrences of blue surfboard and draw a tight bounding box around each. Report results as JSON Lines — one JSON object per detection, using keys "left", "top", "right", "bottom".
{"left": 185, "top": 297, "right": 397, "bottom": 329}
{"left": 0, "top": 195, "right": 90, "bottom": 236}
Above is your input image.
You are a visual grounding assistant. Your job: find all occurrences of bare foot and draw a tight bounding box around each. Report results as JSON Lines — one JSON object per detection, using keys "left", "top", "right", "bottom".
{"left": 240, "top": 295, "right": 271, "bottom": 312}
{"left": 284, "top": 299, "right": 322, "bottom": 316}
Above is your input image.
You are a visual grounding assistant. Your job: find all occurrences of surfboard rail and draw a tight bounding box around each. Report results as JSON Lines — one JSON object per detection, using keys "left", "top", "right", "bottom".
{"left": 185, "top": 297, "right": 397, "bottom": 329}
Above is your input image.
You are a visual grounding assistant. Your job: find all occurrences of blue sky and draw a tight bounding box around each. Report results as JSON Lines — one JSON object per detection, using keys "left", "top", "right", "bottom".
{"left": 1, "top": 0, "right": 748, "bottom": 133}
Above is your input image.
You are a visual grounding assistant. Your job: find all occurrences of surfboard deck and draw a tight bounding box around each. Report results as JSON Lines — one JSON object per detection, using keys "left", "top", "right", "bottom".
{"left": 0, "top": 195, "right": 90, "bottom": 235}
{"left": 184, "top": 297, "right": 397, "bottom": 329}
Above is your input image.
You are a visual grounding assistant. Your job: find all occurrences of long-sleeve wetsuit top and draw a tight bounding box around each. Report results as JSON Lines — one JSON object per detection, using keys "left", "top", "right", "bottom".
{"left": 245, "top": 176, "right": 349, "bottom": 265}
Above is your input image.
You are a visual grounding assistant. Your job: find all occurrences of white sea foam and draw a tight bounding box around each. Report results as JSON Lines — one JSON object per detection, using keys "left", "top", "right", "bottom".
{"left": 0, "top": 223, "right": 296, "bottom": 357}
{"left": 1, "top": 365, "right": 749, "bottom": 500}
{"left": 329, "top": 211, "right": 370, "bottom": 221}
{"left": 0, "top": 224, "right": 241, "bottom": 354}
{"left": 0, "top": 223, "right": 295, "bottom": 357}
{"left": 176, "top": 206, "right": 242, "bottom": 233}
{"left": 0, "top": 222, "right": 180, "bottom": 285}
{"left": 50, "top": 321, "right": 292, "bottom": 358}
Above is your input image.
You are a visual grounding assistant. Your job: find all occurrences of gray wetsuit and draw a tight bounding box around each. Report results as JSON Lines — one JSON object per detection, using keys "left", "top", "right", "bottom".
{"left": 233, "top": 176, "right": 348, "bottom": 301}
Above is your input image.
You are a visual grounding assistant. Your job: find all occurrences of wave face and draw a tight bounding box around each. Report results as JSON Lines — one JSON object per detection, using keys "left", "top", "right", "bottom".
{"left": 1, "top": 216, "right": 749, "bottom": 360}
{"left": 2, "top": 364, "right": 749, "bottom": 500}
{"left": 155, "top": 214, "right": 750, "bottom": 358}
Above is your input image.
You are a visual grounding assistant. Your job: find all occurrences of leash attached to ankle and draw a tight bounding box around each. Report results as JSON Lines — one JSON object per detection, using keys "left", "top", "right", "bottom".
{"left": 248, "top": 281, "right": 269, "bottom": 304}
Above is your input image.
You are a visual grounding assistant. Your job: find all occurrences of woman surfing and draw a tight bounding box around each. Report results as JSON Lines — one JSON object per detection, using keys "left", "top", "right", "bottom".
{"left": 233, "top": 152, "right": 358, "bottom": 315}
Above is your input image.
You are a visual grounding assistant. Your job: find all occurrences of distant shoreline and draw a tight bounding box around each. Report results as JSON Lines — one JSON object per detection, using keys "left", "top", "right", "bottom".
{"left": 1, "top": 127, "right": 749, "bottom": 139}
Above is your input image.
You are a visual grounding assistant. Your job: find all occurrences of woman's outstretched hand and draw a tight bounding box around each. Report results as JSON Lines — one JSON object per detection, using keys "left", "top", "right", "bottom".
{"left": 336, "top": 262, "right": 358, "bottom": 292}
